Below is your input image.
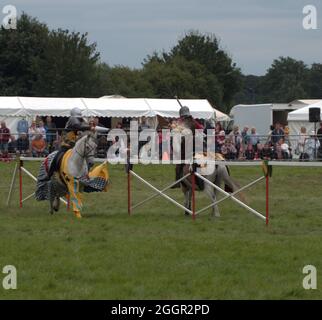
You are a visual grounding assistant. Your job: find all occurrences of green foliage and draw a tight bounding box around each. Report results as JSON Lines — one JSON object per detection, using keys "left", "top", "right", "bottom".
{"left": 260, "top": 57, "right": 309, "bottom": 103}
{"left": 233, "top": 57, "right": 322, "bottom": 107}
{"left": 143, "top": 55, "right": 223, "bottom": 103}
{"left": 98, "top": 64, "right": 154, "bottom": 97}
{"left": 168, "top": 31, "right": 242, "bottom": 108}
{"left": 0, "top": 13, "right": 49, "bottom": 95}
{"left": 307, "top": 63, "right": 322, "bottom": 99}
{"left": 34, "top": 29, "right": 101, "bottom": 97}
{"left": 0, "top": 13, "right": 102, "bottom": 97}
{"left": 142, "top": 31, "right": 242, "bottom": 111}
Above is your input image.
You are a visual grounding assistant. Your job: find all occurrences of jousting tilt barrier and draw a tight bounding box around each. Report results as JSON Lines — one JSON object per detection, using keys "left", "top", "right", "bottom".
{"left": 6, "top": 156, "right": 322, "bottom": 226}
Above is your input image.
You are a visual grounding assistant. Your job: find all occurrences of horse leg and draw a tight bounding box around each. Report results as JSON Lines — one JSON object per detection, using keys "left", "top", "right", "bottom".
{"left": 205, "top": 182, "right": 220, "bottom": 218}
{"left": 49, "top": 199, "right": 54, "bottom": 215}
{"left": 181, "top": 184, "right": 191, "bottom": 216}
{"left": 53, "top": 196, "right": 60, "bottom": 212}
{"left": 48, "top": 182, "right": 55, "bottom": 215}
{"left": 67, "top": 179, "right": 83, "bottom": 219}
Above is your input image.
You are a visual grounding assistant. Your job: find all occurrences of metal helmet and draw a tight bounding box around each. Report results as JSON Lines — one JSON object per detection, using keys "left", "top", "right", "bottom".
{"left": 70, "top": 107, "right": 82, "bottom": 117}
{"left": 179, "top": 106, "right": 191, "bottom": 118}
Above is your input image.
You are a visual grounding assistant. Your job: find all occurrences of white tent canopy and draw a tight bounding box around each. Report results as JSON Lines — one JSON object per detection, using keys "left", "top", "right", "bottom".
{"left": 0, "top": 96, "right": 232, "bottom": 132}
{"left": 0, "top": 96, "right": 217, "bottom": 119}
{"left": 287, "top": 100, "right": 322, "bottom": 121}
{"left": 287, "top": 101, "right": 322, "bottom": 143}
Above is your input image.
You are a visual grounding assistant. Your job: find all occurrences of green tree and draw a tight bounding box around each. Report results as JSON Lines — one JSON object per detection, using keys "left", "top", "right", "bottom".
{"left": 259, "top": 57, "right": 309, "bottom": 102}
{"left": 307, "top": 63, "right": 322, "bottom": 98}
{"left": 0, "top": 13, "right": 49, "bottom": 95}
{"left": 98, "top": 64, "right": 154, "bottom": 97}
{"left": 165, "top": 31, "right": 242, "bottom": 109}
{"left": 34, "top": 29, "right": 101, "bottom": 97}
{"left": 0, "top": 13, "right": 103, "bottom": 97}
{"left": 143, "top": 55, "right": 223, "bottom": 104}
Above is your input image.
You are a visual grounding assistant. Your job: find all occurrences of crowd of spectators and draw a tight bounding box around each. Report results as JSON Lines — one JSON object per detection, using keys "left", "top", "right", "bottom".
{"left": 213, "top": 121, "right": 322, "bottom": 161}
{"left": 1, "top": 116, "right": 322, "bottom": 161}
{"left": 0, "top": 116, "right": 58, "bottom": 160}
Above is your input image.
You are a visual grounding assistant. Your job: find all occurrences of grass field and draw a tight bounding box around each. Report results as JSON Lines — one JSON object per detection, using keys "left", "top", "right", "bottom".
{"left": 0, "top": 160, "right": 322, "bottom": 299}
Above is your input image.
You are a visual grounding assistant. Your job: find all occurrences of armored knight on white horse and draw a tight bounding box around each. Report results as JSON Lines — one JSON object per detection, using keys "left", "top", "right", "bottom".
{"left": 35, "top": 108, "right": 109, "bottom": 218}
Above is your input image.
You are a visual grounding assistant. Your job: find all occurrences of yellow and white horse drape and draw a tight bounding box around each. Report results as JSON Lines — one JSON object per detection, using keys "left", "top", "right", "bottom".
{"left": 59, "top": 149, "right": 109, "bottom": 216}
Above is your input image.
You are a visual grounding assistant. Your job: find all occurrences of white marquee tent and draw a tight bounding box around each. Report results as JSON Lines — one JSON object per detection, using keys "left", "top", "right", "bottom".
{"left": 0, "top": 96, "right": 230, "bottom": 132}
{"left": 287, "top": 100, "right": 322, "bottom": 137}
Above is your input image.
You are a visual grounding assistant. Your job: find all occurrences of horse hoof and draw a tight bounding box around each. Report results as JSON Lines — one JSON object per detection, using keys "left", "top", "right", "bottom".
{"left": 53, "top": 198, "right": 60, "bottom": 212}
{"left": 74, "top": 212, "right": 82, "bottom": 219}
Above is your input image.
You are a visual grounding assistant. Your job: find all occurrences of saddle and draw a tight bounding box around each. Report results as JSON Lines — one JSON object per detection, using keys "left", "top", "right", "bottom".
{"left": 45, "top": 150, "right": 66, "bottom": 177}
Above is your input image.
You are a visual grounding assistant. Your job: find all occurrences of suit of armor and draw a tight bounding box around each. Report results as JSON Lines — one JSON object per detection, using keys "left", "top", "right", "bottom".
{"left": 45, "top": 108, "right": 91, "bottom": 180}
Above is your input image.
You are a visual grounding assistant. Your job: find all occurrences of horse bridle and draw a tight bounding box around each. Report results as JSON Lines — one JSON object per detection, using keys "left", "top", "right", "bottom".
{"left": 75, "top": 136, "right": 97, "bottom": 159}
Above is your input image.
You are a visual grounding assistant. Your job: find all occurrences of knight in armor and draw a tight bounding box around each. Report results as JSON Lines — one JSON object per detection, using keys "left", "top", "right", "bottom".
{"left": 171, "top": 106, "right": 204, "bottom": 188}
{"left": 45, "top": 107, "right": 92, "bottom": 180}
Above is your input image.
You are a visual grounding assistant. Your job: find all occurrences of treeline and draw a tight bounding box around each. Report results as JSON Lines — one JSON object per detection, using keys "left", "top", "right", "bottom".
{"left": 0, "top": 14, "right": 321, "bottom": 113}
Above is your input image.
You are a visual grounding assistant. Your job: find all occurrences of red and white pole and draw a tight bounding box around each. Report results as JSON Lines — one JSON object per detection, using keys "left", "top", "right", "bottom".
{"left": 266, "top": 175, "right": 269, "bottom": 226}
{"left": 191, "top": 171, "right": 196, "bottom": 221}
{"left": 127, "top": 170, "right": 131, "bottom": 216}
{"left": 19, "top": 159, "right": 23, "bottom": 208}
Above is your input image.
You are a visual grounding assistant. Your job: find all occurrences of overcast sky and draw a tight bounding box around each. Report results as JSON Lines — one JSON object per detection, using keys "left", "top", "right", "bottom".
{"left": 9, "top": 0, "right": 322, "bottom": 75}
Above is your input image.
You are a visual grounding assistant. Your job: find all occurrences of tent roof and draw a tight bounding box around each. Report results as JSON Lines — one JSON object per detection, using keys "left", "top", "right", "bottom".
{"left": 0, "top": 96, "right": 218, "bottom": 120}
{"left": 287, "top": 101, "right": 322, "bottom": 121}
{"left": 230, "top": 102, "right": 304, "bottom": 116}
{"left": 288, "top": 99, "right": 322, "bottom": 106}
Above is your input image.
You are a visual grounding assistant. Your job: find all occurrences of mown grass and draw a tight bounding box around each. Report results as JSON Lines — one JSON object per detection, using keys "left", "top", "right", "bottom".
{"left": 0, "top": 161, "right": 322, "bottom": 299}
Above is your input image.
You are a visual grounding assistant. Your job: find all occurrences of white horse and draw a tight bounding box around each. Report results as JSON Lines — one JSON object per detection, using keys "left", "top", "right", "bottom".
{"left": 55, "top": 131, "right": 98, "bottom": 218}
{"left": 35, "top": 131, "right": 99, "bottom": 218}
{"left": 171, "top": 125, "right": 240, "bottom": 218}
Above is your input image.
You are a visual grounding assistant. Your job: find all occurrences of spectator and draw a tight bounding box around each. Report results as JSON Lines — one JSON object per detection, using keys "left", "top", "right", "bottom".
{"left": 17, "top": 117, "right": 29, "bottom": 136}
{"left": 29, "top": 120, "right": 38, "bottom": 141}
{"left": 35, "top": 116, "right": 42, "bottom": 127}
{"left": 229, "top": 126, "right": 243, "bottom": 158}
{"left": 277, "top": 138, "right": 291, "bottom": 160}
{"left": 45, "top": 116, "right": 57, "bottom": 153}
{"left": 215, "top": 122, "right": 223, "bottom": 134}
{"left": 297, "top": 127, "right": 309, "bottom": 161}
{"left": 139, "top": 117, "right": 150, "bottom": 131}
{"left": 31, "top": 134, "right": 48, "bottom": 157}
{"left": 317, "top": 122, "right": 322, "bottom": 147}
{"left": 245, "top": 143, "right": 255, "bottom": 160}
{"left": 271, "top": 122, "right": 284, "bottom": 145}
{"left": 221, "top": 138, "right": 237, "bottom": 160}
{"left": 304, "top": 131, "right": 320, "bottom": 161}
{"left": 8, "top": 135, "right": 17, "bottom": 154}
{"left": 316, "top": 123, "right": 322, "bottom": 160}
{"left": 216, "top": 130, "right": 225, "bottom": 153}
{"left": 249, "top": 127, "right": 260, "bottom": 151}
{"left": 37, "top": 120, "right": 46, "bottom": 140}
{"left": 241, "top": 126, "right": 250, "bottom": 145}
{"left": 0, "top": 121, "right": 10, "bottom": 158}
{"left": 16, "top": 133, "right": 30, "bottom": 155}
{"left": 260, "top": 143, "right": 274, "bottom": 160}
